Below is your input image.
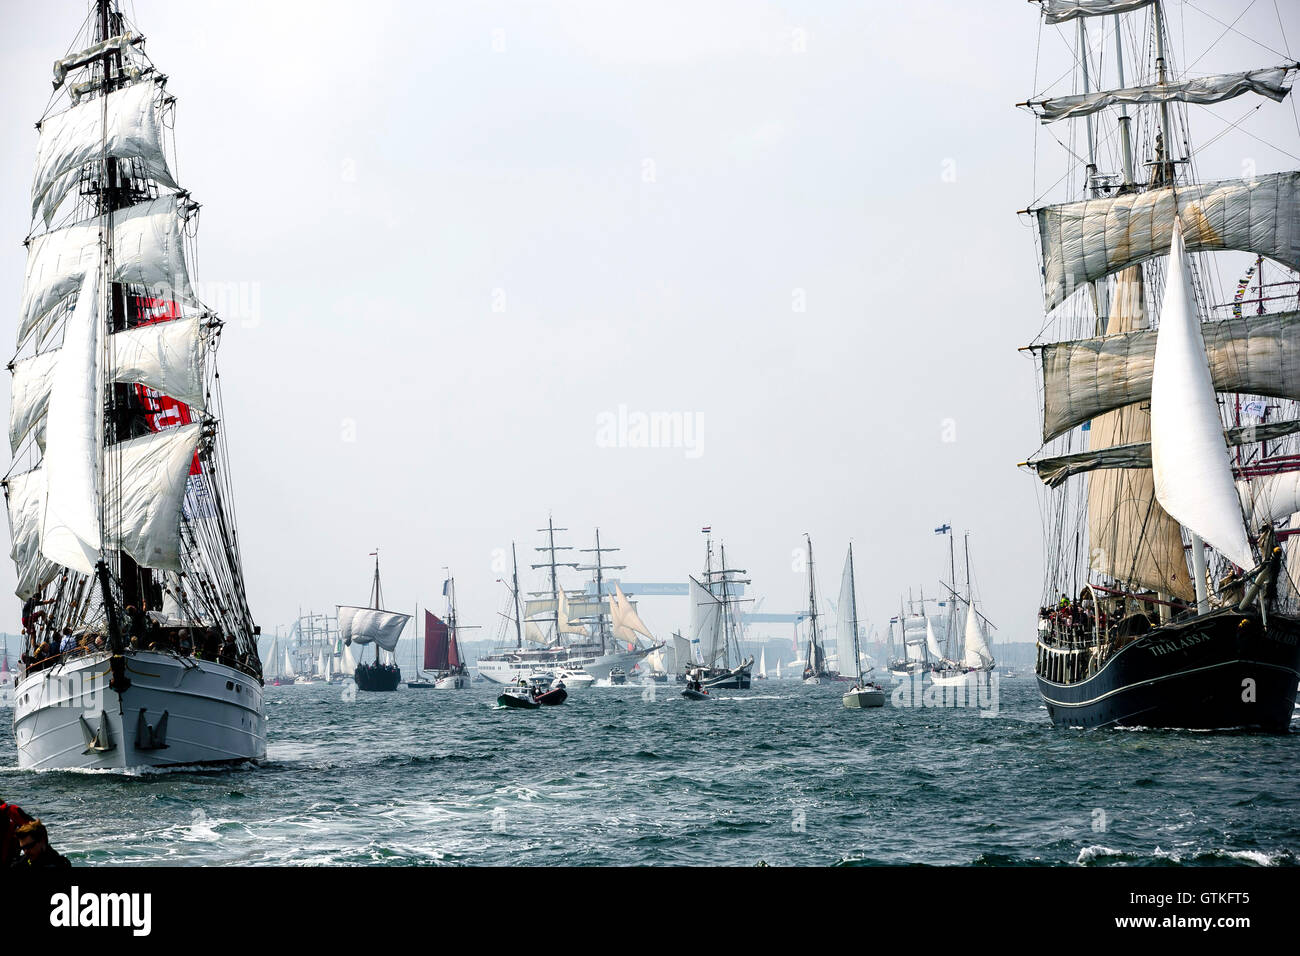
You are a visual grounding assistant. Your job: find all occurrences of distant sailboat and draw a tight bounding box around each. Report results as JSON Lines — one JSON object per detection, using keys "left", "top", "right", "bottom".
{"left": 839, "top": 544, "right": 885, "bottom": 708}
{"left": 801, "top": 535, "right": 833, "bottom": 684}
{"left": 757, "top": 648, "right": 767, "bottom": 680}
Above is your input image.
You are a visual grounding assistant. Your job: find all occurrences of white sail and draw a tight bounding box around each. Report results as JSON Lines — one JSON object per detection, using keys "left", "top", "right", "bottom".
{"left": 31, "top": 79, "right": 178, "bottom": 225}
{"left": 836, "top": 546, "right": 860, "bottom": 680}
{"left": 688, "top": 575, "right": 723, "bottom": 667}
{"left": 672, "top": 632, "right": 692, "bottom": 672}
{"left": 775, "top": 659, "right": 781, "bottom": 679}
{"left": 1036, "top": 171, "right": 1300, "bottom": 310}
{"left": 1029, "top": 66, "right": 1295, "bottom": 122}
{"left": 19, "top": 196, "right": 195, "bottom": 347}
{"left": 524, "top": 621, "right": 548, "bottom": 644}
{"left": 40, "top": 266, "right": 101, "bottom": 574}
{"left": 4, "top": 467, "right": 60, "bottom": 600}
{"left": 759, "top": 648, "right": 767, "bottom": 678}
{"left": 283, "top": 646, "right": 296, "bottom": 678}
{"left": 341, "top": 641, "right": 357, "bottom": 676}
{"left": 263, "top": 635, "right": 281, "bottom": 679}
{"left": 962, "top": 603, "right": 994, "bottom": 669}
{"left": 110, "top": 316, "right": 207, "bottom": 411}
{"left": 1150, "top": 221, "right": 1255, "bottom": 572}
{"left": 1039, "top": 312, "right": 1300, "bottom": 441}
{"left": 611, "top": 582, "right": 655, "bottom": 641}
{"left": 1238, "top": 472, "right": 1300, "bottom": 529}
{"left": 925, "top": 617, "right": 943, "bottom": 660}
{"left": 556, "top": 587, "right": 588, "bottom": 636}
{"left": 9, "top": 350, "right": 60, "bottom": 453}
{"left": 338, "top": 605, "right": 410, "bottom": 651}
{"left": 1038, "top": 0, "right": 1152, "bottom": 23}
{"left": 104, "top": 423, "right": 201, "bottom": 571}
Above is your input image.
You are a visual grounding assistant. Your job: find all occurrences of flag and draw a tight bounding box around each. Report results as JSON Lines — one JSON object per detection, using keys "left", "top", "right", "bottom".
{"left": 701, "top": 526, "right": 711, "bottom": 534}
{"left": 442, "top": 578, "right": 450, "bottom": 596}
{"left": 934, "top": 524, "right": 951, "bottom": 535}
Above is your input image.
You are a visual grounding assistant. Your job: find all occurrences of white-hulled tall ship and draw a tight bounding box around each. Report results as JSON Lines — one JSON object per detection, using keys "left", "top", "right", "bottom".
{"left": 339, "top": 552, "right": 409, "bottom": 692}
{"left": 1020, "top": 0, "right": 1300, "bottom": 729}
{"left": 5, "top": 0, "right": 267, "bottom": 769}
{"left": 931, "top": 532, "right": 997, "bottom": 687}
{"left": 475, "top": 522, "right": 662, "bottom": 684}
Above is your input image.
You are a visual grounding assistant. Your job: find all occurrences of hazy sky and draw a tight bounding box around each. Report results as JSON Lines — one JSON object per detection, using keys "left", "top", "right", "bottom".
{"left": 2, "top": 1, "right": 1297, "bottom": 647}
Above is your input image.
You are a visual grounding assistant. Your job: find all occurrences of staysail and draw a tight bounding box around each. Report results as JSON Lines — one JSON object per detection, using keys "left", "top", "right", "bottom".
{"left": 1150, "top": 221, "right": 1255, "bottom": 571}
{"left": 962, "top": 603, "right": 994, "bottom": 669}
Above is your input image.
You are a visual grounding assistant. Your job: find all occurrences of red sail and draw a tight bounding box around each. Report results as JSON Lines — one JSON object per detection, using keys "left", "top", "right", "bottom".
{"left": 448, "top": 625, "right": 461, "bottom": 669}
{"left": 425, "top": 611, "right": 449, "bottom": 670}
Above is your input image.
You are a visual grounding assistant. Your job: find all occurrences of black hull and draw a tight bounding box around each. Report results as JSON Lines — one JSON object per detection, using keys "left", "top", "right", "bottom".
{"left": 1037, "top": 608, "right": 1300, "bottom": 731}
{"left": 702, "top": 660, "right": 753, "bottom": 690}
{"left": 354, "top": 663, "right": 401, "bottom": 693}
{"left": 682, "top": 688, "right": 713, "bottom": 701}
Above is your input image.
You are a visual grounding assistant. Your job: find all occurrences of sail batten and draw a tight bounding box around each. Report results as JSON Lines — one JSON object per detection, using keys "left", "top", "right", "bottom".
{"left": 1036, "top": 171, "right": 1300, "bottom": 310}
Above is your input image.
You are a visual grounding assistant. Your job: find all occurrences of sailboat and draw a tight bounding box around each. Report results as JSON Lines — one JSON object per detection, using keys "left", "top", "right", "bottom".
{"left": 757, "top": 647, "right": 767, "bottom": 680}
{"left": 801, "top": 535, "right": 833, "bottom": 684}
{"left": 411, "top": 575, "right": 471, "bottom": 689}
{"left": 339, "top": 552, "right": 410, "bottom": 693}
{"left": 1019, "top": 0, "right": 1300, "bottom": 729}
{"left": 839, "top": 544, "right": 885, "bottom": 708}
{"left": 931, "top": 533, "right": 997, "bottom": 687}
{"left": 685, "top": 532, "right": 753, "bottom": 689}
{"left": 5, "top": 1, "right": 267, "bottom": 769}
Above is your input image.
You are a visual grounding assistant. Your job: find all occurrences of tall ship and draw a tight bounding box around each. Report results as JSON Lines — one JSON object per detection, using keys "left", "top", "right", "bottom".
{"left": 475, "top": 522, "right": 662, "bottom": 684}
{"left": 686, "top": 531, "right": 753, "bottom": 689}
{"left": 930, "top": 532, "right": 997, "bottom": 687}
{"left": 1020, "top": 0, "right": 1300, "bottom": 729}
{"left": 339, "top": 552, "right": 410, "bottom": 692}
{"left": 800, "top": 535, "right": 834, "bottom": 684}
{"left": 5, "top": 0, "right": 266, "bottom": 768}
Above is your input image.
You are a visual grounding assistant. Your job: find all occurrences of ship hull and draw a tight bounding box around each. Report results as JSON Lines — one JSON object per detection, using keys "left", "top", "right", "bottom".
{"left": 1036, "top": 609, "right": 1300, "bottom": 731}
{"left": 842, "top": 688, "right": 886, "bottom": 708}
{"left": 13, "top": 651, "right": 266, "bottom": 771}
{"left": 476, "top": 645, "right": 653, "bottom": 685}
{"left": 353, "top": 663, "right": 401, "bottom": 692}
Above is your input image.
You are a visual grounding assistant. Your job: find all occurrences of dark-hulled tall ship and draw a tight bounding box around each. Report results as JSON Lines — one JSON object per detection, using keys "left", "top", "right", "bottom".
{"left": 339, "top": 552, "right": 409, "bottom": 692}
{"left": 1019, "top": 0, "right": 1300, "bottom": 730}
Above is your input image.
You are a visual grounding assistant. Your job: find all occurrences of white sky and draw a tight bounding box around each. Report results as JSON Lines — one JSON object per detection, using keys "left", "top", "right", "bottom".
{"left": 1, "top": 0, "right": 1297, "bottom": 645}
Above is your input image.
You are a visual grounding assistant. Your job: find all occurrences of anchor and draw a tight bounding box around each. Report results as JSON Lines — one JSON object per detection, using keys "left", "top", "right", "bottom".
{"left": 135, "top": 708, "right": 169, "bottom": 750}
{"left": 78, "top": 710, "right": 116, "bottom": 754}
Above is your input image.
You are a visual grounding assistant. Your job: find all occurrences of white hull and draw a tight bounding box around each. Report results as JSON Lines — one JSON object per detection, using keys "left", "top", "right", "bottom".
{"left": 931, "top": 669, "right": 992, "bottom": 688}
{"left": 842, "top": 688, "right": 886, "bottom": 708}
{"left": 476, "top": 645, "right": 653, "bottom": 685}
{"left": 434, "top": 673, "right": 469, "bottom": 689}
{"left": 13, "top": 651, "right": 266, "bottom": 771}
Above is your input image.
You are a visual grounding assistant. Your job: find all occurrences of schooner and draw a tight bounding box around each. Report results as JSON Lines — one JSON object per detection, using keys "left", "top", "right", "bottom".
{"left": 6, "top": 0, "right": 267, "bottom": 768}
{"left": 1020, "top": 0, "right": 1300, "bottom": 729}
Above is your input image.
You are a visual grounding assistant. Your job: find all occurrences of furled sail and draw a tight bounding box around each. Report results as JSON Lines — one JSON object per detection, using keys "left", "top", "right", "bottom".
{"left": 688, "top": 575, "right": 723, "bottom": 667}
{"left": 1040, "top": 310, "right": 1300, "bottom": 441}
{"left": 4, "top": 467, "right": 61, "bottom": 600}
{"left": 836, "top": 546, "right": 860, "bottom": 680}
{"left": 104, "top": 422, "right": 201, "bottom": 571}
{"left": 338, "top": 605, "right": 410, "bottom": 651}
{"left": 1038, "top": 0, "right": 1153, "bottom": 24}
{"left": 9, "top": 350, "right": 60, "bottom": 453}
{"left": 961, "top": 603, "right": 995, "bottom": 669}
{"left": 1028, "top": 66, "right": 1296, "bottom": 122}
{"left": 31, "top": 79, "right": 178, "bottom": 225}
{"left": 1239, "top": 472, "right": 1300, "bottom": 528}
{"left": 1030, "top": 420, "right": 1300, "bottom": 486}
{"left": 1035, "top": 171, "right": 1300, "bottom": 310}
{"left": 1086, "top": 268, "right": 1194, "bottom": 601}
{"left": 40, "top": 267, "right": 101, "bottom": 575}
{"left": 19, "top": 195, "right": 195, "bottom": 347}
{"left": 1150, "top": 221, "right": 1256, "bottom": 571}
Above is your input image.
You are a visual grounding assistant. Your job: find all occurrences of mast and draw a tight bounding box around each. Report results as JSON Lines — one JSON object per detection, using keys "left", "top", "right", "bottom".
{"left": 1113, "top": 14, "right": 1136, "bottom": 186}
{"left": 370, "top": 550, "right": 382, "bottom": 663}
{"left": 531, "top": 517, "right": 578, "bottom": 645}
{"left": 511, "top": 542, "right": 523, "bottom": 650}
{"left": 804, "top": 534, "right": 820, "bottom": 675}
{"left": 580, "top": 528, "right": 625, "bottom": 655}
{"left": 848, "top": 543, "right": 861, "bottom": 683}
{"left": 1151, "top": 1, "right": 1175, "bottom": 185}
